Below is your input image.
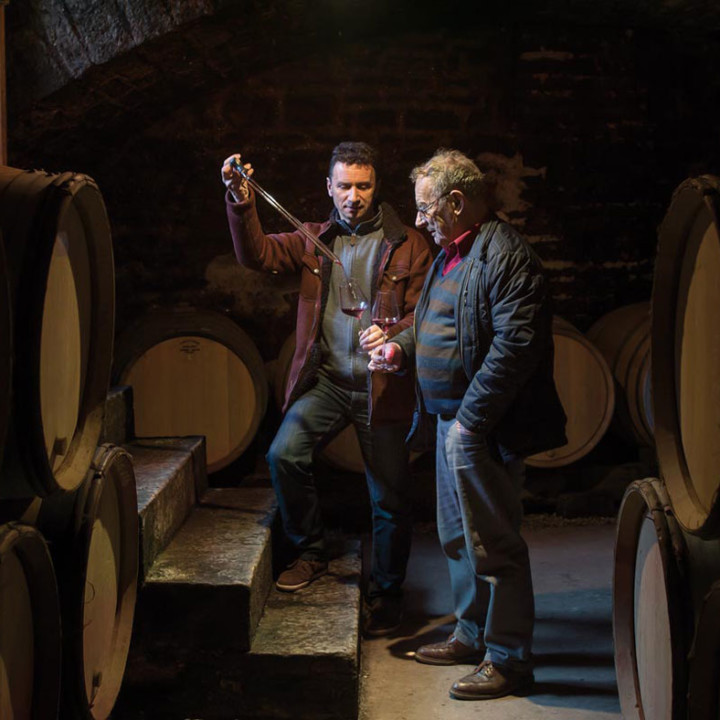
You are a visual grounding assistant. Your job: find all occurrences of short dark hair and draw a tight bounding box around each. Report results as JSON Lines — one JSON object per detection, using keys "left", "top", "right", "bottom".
{"left": 328, "top": 142, "right": 379, "bottom": 178}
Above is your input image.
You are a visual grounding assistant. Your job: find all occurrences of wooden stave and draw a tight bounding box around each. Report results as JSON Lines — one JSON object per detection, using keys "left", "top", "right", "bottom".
{"left": 652, "top": 175, "right": 720, "bottom": 537}
{"left": 113, "top": 308, "right": 268, "bottom": 474}
{"left": 0, "top": 521, "right": 62, "bottom": 720}
{"left": 586, "top": 302, "right": 653, "bottom": 447}
{"left": 37, "top": 443, "right": 139, "bottom": 720}
{"left": 0, "top": 167, "right": 115, "bottom": 499}
{"left": 526, "top": 317, "right": 615, "bottom": 467}
{"left": 642, "top": 369, "right": 654, "bottom": 437}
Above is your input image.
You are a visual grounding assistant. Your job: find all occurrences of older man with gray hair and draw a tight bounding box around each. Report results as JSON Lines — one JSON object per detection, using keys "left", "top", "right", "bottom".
{"left": 371, "top": 149, "right": 566, "bottom": 700}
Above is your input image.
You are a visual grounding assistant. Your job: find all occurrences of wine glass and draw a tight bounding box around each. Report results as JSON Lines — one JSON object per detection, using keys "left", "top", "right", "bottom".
{"left": 339, "top": 278, "right": 370, "bottom": 353}
{"left": 371, "top": 290, "right": 400, "bottom": 369}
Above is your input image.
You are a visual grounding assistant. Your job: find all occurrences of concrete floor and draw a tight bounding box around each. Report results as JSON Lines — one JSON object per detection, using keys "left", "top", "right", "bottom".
{"left": 360, "top": 517, "right": 621, "bottom": 720}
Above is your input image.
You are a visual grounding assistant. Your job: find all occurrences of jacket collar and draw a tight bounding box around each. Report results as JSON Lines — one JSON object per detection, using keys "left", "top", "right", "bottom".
{"left": 318, "top": 202, "right": 408, "bottom": 246}
{"left": 334, "top": 206, "right": 383, "bottom": 236}
{"left": 467, "top": 218, "right": 501, "bottom": 261}
{"left": 428, "top": 218, "right": 500, "bottom": 278}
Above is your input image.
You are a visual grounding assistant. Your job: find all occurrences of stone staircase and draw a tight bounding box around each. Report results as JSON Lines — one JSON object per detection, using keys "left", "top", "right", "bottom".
{"left": 104, "top": 386, "right": 363, "bottom": 720}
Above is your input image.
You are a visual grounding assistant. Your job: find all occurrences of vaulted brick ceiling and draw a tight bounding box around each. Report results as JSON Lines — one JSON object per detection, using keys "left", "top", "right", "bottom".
{"left": 7, "top": 0, "right": 720, "bottom": 132}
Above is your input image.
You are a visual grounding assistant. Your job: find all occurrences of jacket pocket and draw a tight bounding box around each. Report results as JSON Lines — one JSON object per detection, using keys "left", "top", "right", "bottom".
{"left": 383, "top": 265, "right": 410, "bottom": 284}
{"left": 381, "top": 265, "right": 410, "bottom": 307}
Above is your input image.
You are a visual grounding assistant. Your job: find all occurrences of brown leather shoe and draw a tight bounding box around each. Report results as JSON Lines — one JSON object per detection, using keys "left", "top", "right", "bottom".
{"left": 276, "top": 558, "right": 328, "bottom": 592}
{"left": 450, "top": 660, "right": 534, "bottom": 700}
{"left": 414, "top": 635, "right": 484, "bottom": 666}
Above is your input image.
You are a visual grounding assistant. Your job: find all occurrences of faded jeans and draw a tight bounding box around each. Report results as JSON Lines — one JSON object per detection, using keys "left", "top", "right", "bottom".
{"left": 267, "top": 374, "right": 412, "bottom": 598}
{"left": 436, "top": 415, "right": 534, "bottom": 672}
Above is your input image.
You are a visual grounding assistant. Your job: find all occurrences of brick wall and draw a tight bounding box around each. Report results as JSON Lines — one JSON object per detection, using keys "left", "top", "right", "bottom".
{"left": 7, "top": 12, "right": 720, "bottom": 357}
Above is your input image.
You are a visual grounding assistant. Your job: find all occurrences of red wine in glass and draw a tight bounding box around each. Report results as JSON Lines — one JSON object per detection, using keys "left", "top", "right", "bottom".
{"left": 371, "top": 291, "right": 400, "bottom": 368}
{"left": 339, "top": 279, "right": 368, "bottom": 318}
{"left": 339, "top": 278, "right": 370, "bottom": 354}
{"left": 371, "top": 316, "right": 400, "bottom": 333}
{"left": 342, "top": 304, "right": 369, "bottom": 320}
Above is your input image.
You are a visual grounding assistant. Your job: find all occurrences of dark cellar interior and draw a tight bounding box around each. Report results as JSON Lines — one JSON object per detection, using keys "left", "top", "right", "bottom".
{"left": 3, "top": 1, "right": 720, "bottom": 718}
{"left": 9, "top": 0, "right": 720, "bottom": 479}
{"left": 9, "top": 0, "right": 720, "bottom": 340}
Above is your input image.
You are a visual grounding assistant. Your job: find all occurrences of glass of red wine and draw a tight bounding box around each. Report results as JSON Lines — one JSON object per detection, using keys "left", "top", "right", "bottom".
{"left": 339, "top": 278, "right": 370, "bottom": 353}
{"left": 371, "top": 290, "right": 400, "bottom": 369}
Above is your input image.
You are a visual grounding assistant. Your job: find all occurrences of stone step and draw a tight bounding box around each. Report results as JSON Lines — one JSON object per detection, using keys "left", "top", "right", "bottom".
{"left": 125, "top": 436, "right": 207, "bottom": 578}
{"left": 117, "top": 528, "right": 361, "bottom": 720}
{"left": 236, "top": 540, "right": 362, "bottom": 720}
{"left": 132, "top": 485, "right": 276, "bottom": 651}
{"left": 116, "top": 486, "right": 276, "bottom": 718}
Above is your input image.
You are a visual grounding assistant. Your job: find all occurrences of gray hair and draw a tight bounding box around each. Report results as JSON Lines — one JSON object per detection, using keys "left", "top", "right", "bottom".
{"left": 410, "top": 149, "right": 489, "bottom": 200}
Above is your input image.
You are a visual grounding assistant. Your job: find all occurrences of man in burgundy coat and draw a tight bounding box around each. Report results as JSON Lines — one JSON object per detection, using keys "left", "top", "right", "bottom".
{"left": 221, "top": 142, "right": 432, "bottom": 635}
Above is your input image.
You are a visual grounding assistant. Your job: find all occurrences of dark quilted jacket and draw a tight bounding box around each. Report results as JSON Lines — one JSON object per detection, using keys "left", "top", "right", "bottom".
{"left": 400, "top": 219, "right": 567, "bottom": 457}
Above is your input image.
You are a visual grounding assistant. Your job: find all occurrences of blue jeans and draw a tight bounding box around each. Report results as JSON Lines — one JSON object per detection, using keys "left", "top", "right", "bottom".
{"left": 436, "top": 416, "right": 534, "bottom": 672}
{"left": 267, "top": 374, "right": 412, "bottom": 598}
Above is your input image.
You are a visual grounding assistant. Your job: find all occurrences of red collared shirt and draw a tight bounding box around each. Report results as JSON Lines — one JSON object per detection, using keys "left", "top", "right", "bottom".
{"left": 442, "top": 223, "right": 482, "bottom": 276}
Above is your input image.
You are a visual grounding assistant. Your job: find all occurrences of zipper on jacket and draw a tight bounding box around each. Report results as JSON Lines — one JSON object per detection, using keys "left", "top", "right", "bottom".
{"left": 457, "top": 258, "right": 473, "bottom": 379}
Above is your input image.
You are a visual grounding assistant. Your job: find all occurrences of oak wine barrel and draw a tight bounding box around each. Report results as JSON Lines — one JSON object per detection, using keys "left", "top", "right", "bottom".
{"left": 613, "top": 478, "right": 720, "bottom": 720}
{"left": 38, "top": 443, "right": 139, "bottom": 720}
{"left": 587, "top": 302, "right": 653, "bottom": 446}
{"left": 652, "top": 175, "right": 720, "bottom": 537}
{"left": 526, "top": 316, "right": 615, "bottom": 467}
{"left": 320, "top": 426, "right": 366, "bottom": 475}
{"left": 114, "top": 308, "right": 268, "bottom": 473}
{"left": 0, "top": 167, "right": 115, "bottom": 498}
{"left": 0, "top": 522, "right": 62, "bottom": 719}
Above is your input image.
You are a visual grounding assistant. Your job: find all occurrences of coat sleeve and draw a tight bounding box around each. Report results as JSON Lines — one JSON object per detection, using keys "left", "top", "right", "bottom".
{"left": 456, "top": 247, "right": 551, "bottom": 434}
{"left": 225, "top": 189, "right": 311, "bottom": 274}
{"left": 392, "top": 325, "right": 416, "bottom": 366}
